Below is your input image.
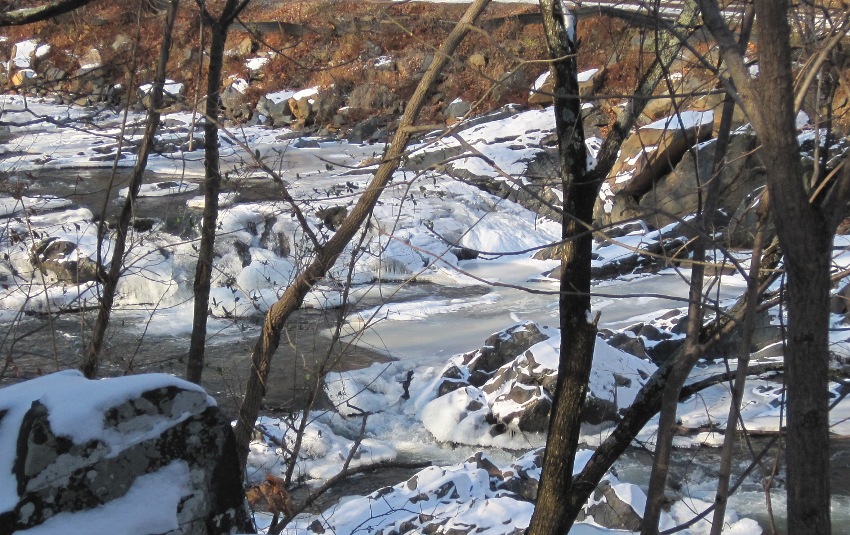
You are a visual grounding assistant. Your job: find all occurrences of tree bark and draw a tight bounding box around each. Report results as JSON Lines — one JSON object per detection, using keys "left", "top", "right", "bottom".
{"left": 79, "top": 0, "right": 179, "bottom": 379}
{"left": 233, "top": 0, "right": 493, "bottom": 469}
{"left": 698, "top": 1, "right": 845, "bottom": 531}
{"left": 186, "top": 0, "right": 247, "bottom": 385}
{"left": 526, "top": 3, "right": 590, "bottom": 534}
{"left": 528, "top": 4, "right": 702, "bottom": 532}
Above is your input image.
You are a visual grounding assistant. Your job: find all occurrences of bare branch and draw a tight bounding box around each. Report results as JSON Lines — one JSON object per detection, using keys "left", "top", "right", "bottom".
{"left": 0, "top": 0, "right": 96, "bottom": 26}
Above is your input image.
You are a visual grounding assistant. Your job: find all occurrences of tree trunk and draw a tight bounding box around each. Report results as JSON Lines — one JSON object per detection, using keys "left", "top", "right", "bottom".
{"left": 233, "top": 0, "right": 493, "bottom": 469}
{"left": 695, "top": 1, "right": 846, "bottom": 531}
{"left": 79, "top": 0, "right": 179, "bottom": 379}
{"left": 186, "top": 0, "right": 243, "bottom": 385}
{"left": 528, "top": 4, "right": 702, "bottom": 531}
{"left": 756, "top": 3, "right": 831, "bottom": 528}
{"left": 526, "top": 3, "right": 590, "bottom": 534}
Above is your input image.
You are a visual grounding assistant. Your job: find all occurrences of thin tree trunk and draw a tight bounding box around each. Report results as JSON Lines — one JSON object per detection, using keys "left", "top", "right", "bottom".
{"left": 233, "top": 0, "right": 493, "bottom": 469}
{"left": 186, "top": 0, "right": 244, "bottom": 385}
{"left": 79, "top": 0, "right": 179, "bottom": 379}
{"left": 643, "top": 8, "right": 754, "bottom": 529}
{"left": 526, "top": 2, "right": 590, "bottom": 534}
{"left": 710, "top": 196, "right": 768, "bottom": 534}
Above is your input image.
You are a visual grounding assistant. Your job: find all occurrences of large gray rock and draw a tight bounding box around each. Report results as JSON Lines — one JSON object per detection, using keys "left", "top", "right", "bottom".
{"left": 639, "top": 131, "right": 766, "bottom": 229}
{"left": 0, "top": 371, "right": 253, "bottom": 534}
{"left": 421, "top": 322, "right": 656, "bottom": 444}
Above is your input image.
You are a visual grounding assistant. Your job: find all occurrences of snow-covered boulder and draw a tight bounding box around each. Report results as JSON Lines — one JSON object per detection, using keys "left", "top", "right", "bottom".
{"left": 30, "top": 237, "right": 103, "bottom": 284}
{"left": 0, "top": 371, "right": 252, "bottom": 534}
{"left": 420, "top": 322, "right": 656, "bottom": 446}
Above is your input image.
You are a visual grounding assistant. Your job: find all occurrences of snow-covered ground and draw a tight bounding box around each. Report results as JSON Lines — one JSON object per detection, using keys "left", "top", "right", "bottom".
{"left": 3, "top": 92, "right": 850, "bottom": 534}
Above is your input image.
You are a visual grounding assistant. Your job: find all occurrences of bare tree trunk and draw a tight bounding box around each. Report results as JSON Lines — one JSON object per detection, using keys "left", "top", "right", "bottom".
{"left": 756, "top": 4, "right": 831, "bottom": 528}
{"left": 710, "top": 196, "right": 768, "bottom": 534}
{"left": 526, "top": 3, "right": 590, "bottom": 534}
{"left": 186, "top": 0, "right": 249, "bottom": 385}
{"left": 697, "top": 1, "right": 850, "bottom": 531}
{"left": 643, "top": 8, "right": 754, "bottom": 530}
{"left": 79, "top": 0, "right": 179, "bottom": 379}
{"left": 233, "top": 0, "right": 493, "bottom": 469}
{"left": 528, "top": 4, "right": 702, "bottom": 532}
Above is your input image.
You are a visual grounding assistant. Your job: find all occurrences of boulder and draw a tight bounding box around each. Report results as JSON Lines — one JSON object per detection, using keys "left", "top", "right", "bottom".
{"left": 289, "top": 95, "right": 315, "bottom": 127}
{"left": 638, "top": 131, "right": 766, "bottom": 229}
{"left": 727, "top": 185, "right": 775, "bottom": 248}
{"left": 347, "top": 117, "right": 381, "bottom": 144}
{"left": 444, "top": 98, "right": 471, "bottom": 121}
{"left": 528, "top": 67, "right": 607, "bottom": 107}
{"left": 235, "top": 36, "right": 257, "bottom": 57}
{"left": 421, "top": 323, "right": 656, "bottom": 444}
{"left": 468, "top": 53, "right": 488, "bottom": 69}
{"left": 347, "top": 83, "right": 399, "bottom": 113}
{"left": 0, "top": 371, "right": 253, "bottom": 534}
{"left": 221, "top": 77, "right": 249, "bottom": 118}
{"left": 257, "top": 91, "right": 295, "bottom": 126}
{"left": 596, "top": 111, "right": 714, "bottom": 226}
{"left": 316, "top": 206, "right": 347, "bottom": 231}
{"left": 77, "top": 49, "right": 102, "bottom": 74}
{"left": 576, "top": 480, "right": 643, "bottom": 531}
{"left": 30, "top": 237, "right": 102, "bottom": 284}
{"left": 433, "top": 322, "right": 549, "bottom": 396}
{"left": 11, "top": 69, "right": 36, "bottom": 89}
{"left": 112, "top": 34, "right": 133, "bottom": 53}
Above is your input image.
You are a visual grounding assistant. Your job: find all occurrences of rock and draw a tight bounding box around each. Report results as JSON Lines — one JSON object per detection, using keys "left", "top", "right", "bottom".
{"left": 422, "top": 323, "right": 655, "bottom": 444}
{"left": 257, "top": 92, "right": 295, "bottom": 126}
{"left": 11, "top": 69, "right": 36, "bottom": 88}
{"left": 576, "top": 480, "right": 643, "bottom": 531}
{"left": 30, "top": 237, "right": 103, "bottom": 284}
{"left": 728, "top": 186, "right": 775, "bottom": 248}
{"left": 596, "top": 111, "right": 714, "bottom": 226}
{"left": 235, "top": 36, "right": 257, "bottom": 57}
{"left": 639, "top": 131, "right": 767, "bottom": 229}
{"left": 112, "top": 34, "right": 133, "bottom": 53}
{"left": 77, "top": 49, "right": 102, "bottom": 74}
{"left": 0, "top": 371, "right": 253, "bottom": 534}
{"left": 830, "top": 282, "right": 850, "bottom": 315}
{"left": 289, "top": 95, "right": 315, "bottom": 127}
{"left": 221, "top": 77, "right": 249, "bottom": 116}
{"left": 347, "top": 118, "right": 377, "bottom": 144}
{"left": 433, "top": 322, "right": 549, "bottom": 396}
{"left": 347, "top": 83, "right": 399, "bottom": 112}
{"left": 316, "top": 206, "right": 347, "bottom": 231}
{"left": 444, "top": 98, "right": 471, "bottom": 121}
{"left": 528, "top": 67, "right": 607, "bottom": 107}
{"left": 468, "top": 53, "right": 487, "bottom": 69}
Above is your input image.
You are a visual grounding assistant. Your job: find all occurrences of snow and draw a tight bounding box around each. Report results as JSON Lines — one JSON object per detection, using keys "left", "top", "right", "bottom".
{"left": 246, "top": 56, "right": 269, "bottom": 71}
{"left": 12, "top": 39, "right": 38, "bottom": 69}
{"left": 291, "top": 86, "right": 319, "bottom": 101}
{"left": 644, "top": 110, "right": 714, "bottom": 131}
{"left": 139, "top": 79, "right": 183, "bottom": 97}
{"left": 228, "top": 76, "right": 249, "bottom": 93}
{"left": 264, "top": 89, "right": 298, "bottom": 104}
